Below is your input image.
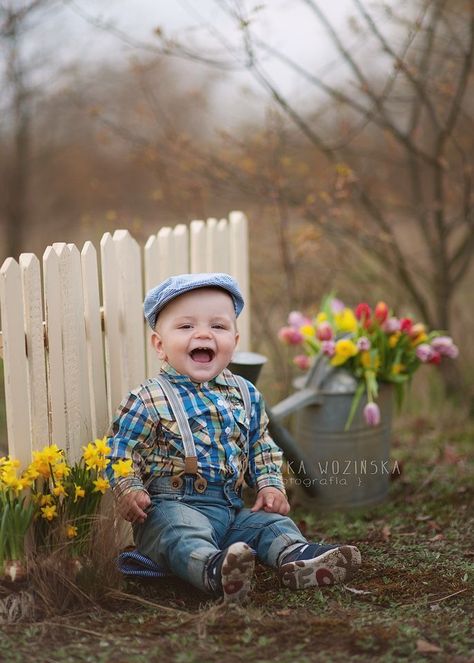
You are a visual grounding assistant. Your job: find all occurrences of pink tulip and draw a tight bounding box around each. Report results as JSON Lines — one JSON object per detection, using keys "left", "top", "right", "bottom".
{"left": 278, "top": 326, "right": 304, "bottom": 345}
{"left": 316, "top": 321, "right": 333, "bottom": 341}
{"left": 293, "top": 354, "right": 311, "bottom": 371}
{"left": 383, "top": 317, "right": 400, "bottom": 333}
{"left": 364, "top": 402, "right": 381, "bottom": 426}
{"left": 288, "top": 311, "right": 311, "bottom": 329}
{"left": 357, "top": 336, "right": 371, "bottom": 351}
{"left": 431, "top": 336, "right": 459, "bottom": 359}
{"left": 321, "top": 340, "right": 336, "bottom": 357}
{"left": 415, "top": 343, "right": 433, "bottom": 363}
{"left": 330, "top": 298, "right": 345, "bottom": 314}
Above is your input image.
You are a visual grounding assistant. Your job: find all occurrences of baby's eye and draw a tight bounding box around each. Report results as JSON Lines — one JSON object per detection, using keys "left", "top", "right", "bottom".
{"left": 178, "top": 324, "right": 193, "bottom": 329}
{"left": 212, "top": 324, "right": 226, "bottom": 329}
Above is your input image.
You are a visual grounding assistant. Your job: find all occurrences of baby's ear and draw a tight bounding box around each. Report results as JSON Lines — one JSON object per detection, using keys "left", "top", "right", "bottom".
{"left": 151, "top": 332, "right": 166, "bottom": 359}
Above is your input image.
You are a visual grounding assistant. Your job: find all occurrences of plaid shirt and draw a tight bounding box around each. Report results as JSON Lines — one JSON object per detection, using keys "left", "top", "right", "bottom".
{"left": 105, "top": 361, "right": 285, "bottom": 499}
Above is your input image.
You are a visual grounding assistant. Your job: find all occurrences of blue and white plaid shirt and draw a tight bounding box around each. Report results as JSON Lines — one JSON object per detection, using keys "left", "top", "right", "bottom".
{"left": 105, "top": 361, "right": 285, "bottom": 499}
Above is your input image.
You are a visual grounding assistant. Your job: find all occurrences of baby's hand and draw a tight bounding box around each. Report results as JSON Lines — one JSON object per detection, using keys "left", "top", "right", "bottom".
{"left": 117, "top": 489, "right": 151, "bottom": 524}
{"left": 251, "top": 487, "right": 290, "bottom": 515}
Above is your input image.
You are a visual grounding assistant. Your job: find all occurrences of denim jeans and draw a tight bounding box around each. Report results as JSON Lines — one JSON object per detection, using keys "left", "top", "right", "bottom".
{"left": 132, "top": 475, "right": 307, "bottom": 593}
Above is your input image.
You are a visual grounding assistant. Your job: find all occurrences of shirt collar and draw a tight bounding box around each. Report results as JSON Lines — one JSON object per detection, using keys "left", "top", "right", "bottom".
{"left": 160, "top": 360, "right": 239, "bottom": 388}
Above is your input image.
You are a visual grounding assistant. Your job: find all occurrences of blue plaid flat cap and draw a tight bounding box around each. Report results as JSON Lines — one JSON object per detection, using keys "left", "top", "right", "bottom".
{"left": 144, "top": 272, "right": 245, "bottom": 328}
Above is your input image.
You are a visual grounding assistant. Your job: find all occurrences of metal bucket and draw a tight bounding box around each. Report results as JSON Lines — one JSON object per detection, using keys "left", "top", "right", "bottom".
{"left": 228, "top": 351, "right": 267, "bottom": 385}
{"left": 293, "top": 370, "right": 393, "bottom": 509}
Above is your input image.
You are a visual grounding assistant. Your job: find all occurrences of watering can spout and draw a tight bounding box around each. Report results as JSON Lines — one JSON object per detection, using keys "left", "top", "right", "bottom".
{"left": 271, "top": 388, "right": 323, "bottom": 422}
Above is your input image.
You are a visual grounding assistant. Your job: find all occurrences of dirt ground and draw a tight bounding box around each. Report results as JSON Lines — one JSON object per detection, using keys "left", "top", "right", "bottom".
{"left": 0, "top": 417, "right": 473, "bottom": 663}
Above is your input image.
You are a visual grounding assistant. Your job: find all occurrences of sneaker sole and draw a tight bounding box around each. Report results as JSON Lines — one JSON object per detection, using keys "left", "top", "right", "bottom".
{"left": 279, "top": 545, "right": 361, "bottom": 590}
{"left": 221, "top": 542, "right": 255, "bottom": 603}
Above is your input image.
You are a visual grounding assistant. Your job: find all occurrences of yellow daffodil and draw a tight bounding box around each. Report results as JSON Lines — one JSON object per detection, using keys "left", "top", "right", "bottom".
{"left": 40, "top": 444, "right": 63, "bottom": 465}
{"left": 82, "top": 442, "right": 97, "bottom": 461}
{"left": 93, "top": 477, "right": 110, "bottom": 494}
{"left": 39, "top": 493, "right": 53, "bottom": 507}
{"left": 66, "top": 525, "right": 78, "bottom": 539}
{"left": 93, "top": 437, "right": 111, "bottom": 456}
{"left": 41, "top": 504, "right": 58, "bottom": 521}
{"left": 54, "top": 462, "right": 71, "bottom": 479}
{"left": 74, "top": 484, "right": 85, "bottom": 502}
{"left": 315, "top": 312, "right": 327, "bottom": 324}
{"left": 53, "top": 484, "right": 67, "bottom": 498}
{"left": 330, "top": 339, "right": 358, "bottom": 366}
{"left": 112, "top": 459, "right": 134, "bottom": 478}
{"left": 334, "top": 308, "right": 358, "bottom": 333}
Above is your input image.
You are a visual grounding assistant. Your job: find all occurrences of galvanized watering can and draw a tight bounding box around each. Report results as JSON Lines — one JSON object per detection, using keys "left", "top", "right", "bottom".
{"left": 230, "top": 352, "right": 393, "bottom": 508}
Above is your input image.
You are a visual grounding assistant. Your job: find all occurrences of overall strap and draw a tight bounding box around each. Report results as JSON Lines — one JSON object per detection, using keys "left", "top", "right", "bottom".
{"left": 233, "top": 375, "right": 252, "bottom": 422}
{"left": 154, "top": 375, "right": 198, "bottom": 475}
{"left": 232, "top": 375, "right": 252, "bottom": 489}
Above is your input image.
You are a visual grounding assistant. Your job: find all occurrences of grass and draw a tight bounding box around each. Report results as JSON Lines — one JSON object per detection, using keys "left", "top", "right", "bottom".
{"left": 0, "top": 417, "right": 473, "bottom": 662}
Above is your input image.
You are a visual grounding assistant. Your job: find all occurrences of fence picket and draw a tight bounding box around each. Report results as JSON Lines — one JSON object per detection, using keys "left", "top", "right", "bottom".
{"left": 0, "top": 259, "right": 32, "bottom": 468}
{"left": 81, "top": 242, "right": 108, "bottom": 440}
{"left": 43, "top": 246, "right": 68, "bottom": 451}
{"left": 101, "top": 232, "right": 124, "bottom": 420}
{"left": 172, "top": 224, "right": 189, "bottom": 274}
{"left": 19, "top": 253, "right": 49, "bottom": 451}
{"left": 190, "top": 220, "right": 206, "bottom": 273}
{"left": 229, "top": 211, "right": 250, "bottom": 352}
{"left": 113, "top": 230, "right": 145, "bottom": 392}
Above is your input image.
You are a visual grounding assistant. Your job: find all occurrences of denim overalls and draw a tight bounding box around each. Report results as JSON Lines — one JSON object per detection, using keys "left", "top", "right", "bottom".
{"left": 132, "top": 375, "right": 306, "bottom": 593}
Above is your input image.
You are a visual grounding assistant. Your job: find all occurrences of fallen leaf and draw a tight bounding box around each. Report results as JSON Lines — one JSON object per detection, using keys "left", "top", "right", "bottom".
{"left": 275, "top": 609, "right": 291, "bottom": 616}
{"left": 343, "top": 585, "right": 373, "bottom": 595}
{"left": 429, "top": 533, "right": 445, "bottom": 542}
{"left": 416, "top": 639, "right": 442, "bottom": 653}
{"left": 416, "top": 514, "right": 432, "bottom": 521}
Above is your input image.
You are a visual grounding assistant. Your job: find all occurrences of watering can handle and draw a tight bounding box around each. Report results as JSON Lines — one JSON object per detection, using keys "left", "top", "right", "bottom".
{"left": 271, "top": 387, "right": 323, "bottom": 422}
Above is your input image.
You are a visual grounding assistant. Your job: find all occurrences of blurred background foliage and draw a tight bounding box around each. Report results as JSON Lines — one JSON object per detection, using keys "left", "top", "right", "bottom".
{"left": 0, "top": 0, "right": 473, "bottom": 449}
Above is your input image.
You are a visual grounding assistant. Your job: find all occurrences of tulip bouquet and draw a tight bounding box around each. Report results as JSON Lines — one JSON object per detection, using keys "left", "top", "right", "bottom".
{"left": 278, "top": 295, "right": 459, "bottom": 429}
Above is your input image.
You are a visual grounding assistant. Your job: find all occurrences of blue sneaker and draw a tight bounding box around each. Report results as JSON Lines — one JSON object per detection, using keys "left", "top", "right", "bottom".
{"left": 206, "top": 542, "right": 256, "bottom": 603}
{"left": 278, "top": 543, "right": 361, "bottom": 589}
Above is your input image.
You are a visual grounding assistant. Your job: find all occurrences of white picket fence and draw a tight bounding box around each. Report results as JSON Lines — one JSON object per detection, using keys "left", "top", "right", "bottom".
{"left": 0, "top": 212, "right": 250, "bottom": 469}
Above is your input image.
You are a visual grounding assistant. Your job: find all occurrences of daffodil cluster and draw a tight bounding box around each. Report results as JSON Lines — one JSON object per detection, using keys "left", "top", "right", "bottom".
{"left": 279, "top": 295, "right": 458, "bottom": 428}
{"left": 0, "top": 439, "right": 113, "bottom": 573}
{"left": 0, "top": 457, "right": 36, "bottom": 570}
{"left": 30, "top": 438, "right": 112, "bottom": 554}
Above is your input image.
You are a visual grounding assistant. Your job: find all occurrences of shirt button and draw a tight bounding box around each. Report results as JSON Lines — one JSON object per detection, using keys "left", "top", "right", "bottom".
{"left": 225, "top": 427, "right": 231, "bottom": 434}
{"left": 217, "top": 399, "right": 224, "bottom": 406}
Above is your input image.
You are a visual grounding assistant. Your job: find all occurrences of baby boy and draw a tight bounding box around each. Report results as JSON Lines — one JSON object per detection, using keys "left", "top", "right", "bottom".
{"left": 106, "top": 273, "right": 361, "bottom": 602}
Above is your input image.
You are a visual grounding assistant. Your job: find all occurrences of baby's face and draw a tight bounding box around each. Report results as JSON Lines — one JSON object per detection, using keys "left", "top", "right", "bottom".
{"left": 151, "top": 288, "right": 239, "bottom": 383}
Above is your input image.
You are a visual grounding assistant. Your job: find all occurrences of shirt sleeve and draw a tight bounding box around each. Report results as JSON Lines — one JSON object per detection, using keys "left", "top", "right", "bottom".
{"left": 104, "top": 391, "right": 156, "bottom": 500}
{"left": 245, "top": 386, "right": 286, "bottom": 495}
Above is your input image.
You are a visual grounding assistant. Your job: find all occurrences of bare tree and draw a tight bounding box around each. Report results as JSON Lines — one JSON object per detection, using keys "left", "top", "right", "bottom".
{"left": 0, "top": 0, "right": 60, "bottom": 259}
{"left": 147, "top": 0, "right": 473, "bottom": 394}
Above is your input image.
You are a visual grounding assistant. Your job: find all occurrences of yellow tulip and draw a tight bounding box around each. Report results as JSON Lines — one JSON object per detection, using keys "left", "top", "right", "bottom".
{"left": 334, "top": 308, "right": 358, "bottom": 333}
{"left": 330, "top": 339, "right": 358, "bottom": 366}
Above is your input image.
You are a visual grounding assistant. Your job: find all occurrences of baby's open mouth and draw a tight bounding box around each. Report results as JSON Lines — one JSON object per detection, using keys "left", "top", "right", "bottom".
{"left": 190, "top": 347, "right": 215, "bottom": 363}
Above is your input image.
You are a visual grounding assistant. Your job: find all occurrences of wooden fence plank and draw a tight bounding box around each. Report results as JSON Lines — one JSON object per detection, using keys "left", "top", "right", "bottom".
{"left": 229, "top": 211, "right": 250, "bottom": 352}
{"left": 81, "top": 242, "right": 108, "bottom": 440}
{"left": 113, "top": 230, "right": 145, "bottom": 393}
{"left": 190, "top": 220, "right": 206, "bottom": 273}
{"left": 144, "top": 234, "right": 161, "bottom": 378}
{"left": 43, "top": 246, "right": 68, "bottom": 451}
{"left": 0, "top": 258, "right": 32, "bottom": 468}
{"left": 173, "top": 224, "right": 189, "bottom": 274}
{"left": 19, "top": 253, "right": 49, "bottom": 451}
{"left": 101, "top": 232, "right": 124, "bottom": 420}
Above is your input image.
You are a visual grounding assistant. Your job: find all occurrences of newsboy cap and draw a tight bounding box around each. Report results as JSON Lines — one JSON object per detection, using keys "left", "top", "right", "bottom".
{"left": 144, "top": 272, "right": 245, "bottom": 329}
